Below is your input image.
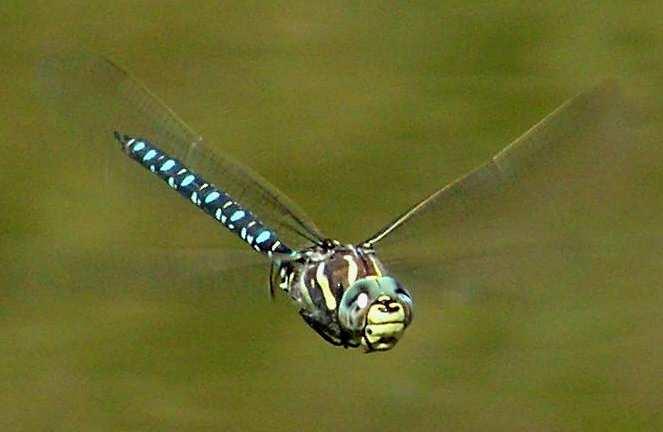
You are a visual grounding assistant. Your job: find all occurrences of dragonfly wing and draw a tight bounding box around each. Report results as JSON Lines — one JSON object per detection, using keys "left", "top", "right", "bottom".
{"left": 364, "top": 82, "right": 644, "bottom": 280}
{"left": 40, "top": 51, "right": 325, "bottom": 252}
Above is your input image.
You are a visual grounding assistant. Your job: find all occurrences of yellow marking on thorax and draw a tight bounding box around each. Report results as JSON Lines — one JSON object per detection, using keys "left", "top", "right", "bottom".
{"left": 316, "top": 262, "right": 337, "bottom": 310}
{"left": 366, "top": 254, "right": 383, "bottom": 277}
{"left": 298, "top": 270, "right": 314, "bottom": 308}
{"left": 343, "top": 255, "right": 359, "bottom": 286}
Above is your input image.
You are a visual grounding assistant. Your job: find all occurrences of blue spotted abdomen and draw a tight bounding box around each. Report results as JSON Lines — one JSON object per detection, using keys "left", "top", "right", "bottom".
{"left": 115, "top": 132, "right": 293, "bottom": 257}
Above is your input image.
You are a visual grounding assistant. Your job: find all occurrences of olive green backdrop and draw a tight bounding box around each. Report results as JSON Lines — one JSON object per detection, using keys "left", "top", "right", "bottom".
{"left": 2, "top": 2, "right": 663, "bottom": 431}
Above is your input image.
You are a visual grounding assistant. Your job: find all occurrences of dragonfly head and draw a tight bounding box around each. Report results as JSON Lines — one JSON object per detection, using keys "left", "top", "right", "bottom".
{"left": 338, "top": 276, "right": 414, "bottom": 352}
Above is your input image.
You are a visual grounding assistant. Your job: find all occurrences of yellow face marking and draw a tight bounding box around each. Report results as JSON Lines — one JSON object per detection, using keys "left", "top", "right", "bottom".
{"left": 316, "top": 262, "right": 337, "bottom": 310}
{"left": 343, "top": 255, "right": 359, "bottom": 286}
{"left": 367, "top": 301, "right": 405, "bottom": 325}
{"left": 364, "top": 322, "right": 405, "bottom": 344}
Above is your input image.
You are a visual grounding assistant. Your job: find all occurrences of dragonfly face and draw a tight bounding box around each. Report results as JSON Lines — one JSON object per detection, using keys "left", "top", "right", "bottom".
{"left": 338, "top": 276, "right": 414, "bottom": 352}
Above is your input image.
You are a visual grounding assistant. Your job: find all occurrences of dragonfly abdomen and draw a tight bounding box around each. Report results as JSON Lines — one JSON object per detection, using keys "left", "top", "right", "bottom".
{"left": 115, "top": 132, "right": 293, "bottom": 257}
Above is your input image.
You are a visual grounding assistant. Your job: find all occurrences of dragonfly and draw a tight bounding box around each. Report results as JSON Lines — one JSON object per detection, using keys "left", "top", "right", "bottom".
{"left": 42, "top": 53, "right": 634, "bottom": 353}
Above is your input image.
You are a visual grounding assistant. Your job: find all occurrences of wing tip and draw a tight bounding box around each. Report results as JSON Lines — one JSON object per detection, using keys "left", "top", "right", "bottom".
{"left": 576, "top": 78, "right": 623, "bottom": 107}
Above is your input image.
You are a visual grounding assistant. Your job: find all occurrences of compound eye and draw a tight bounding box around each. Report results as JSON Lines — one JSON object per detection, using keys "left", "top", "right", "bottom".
{"left": 395, "top": 287, "right": 412, "bottom": 303}
{"left": 357, "top": 292, "right": 369, "bottom": 309}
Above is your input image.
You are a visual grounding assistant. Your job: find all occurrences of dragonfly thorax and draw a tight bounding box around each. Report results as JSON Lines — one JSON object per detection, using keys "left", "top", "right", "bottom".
{"left": 273, "top": 241, "right": 414, "bottom": 352}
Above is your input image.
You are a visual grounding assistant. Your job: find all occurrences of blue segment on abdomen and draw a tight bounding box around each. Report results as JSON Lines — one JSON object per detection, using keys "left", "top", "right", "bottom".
{"left": 115, "top": 133, "right": 293, "bottom": 257}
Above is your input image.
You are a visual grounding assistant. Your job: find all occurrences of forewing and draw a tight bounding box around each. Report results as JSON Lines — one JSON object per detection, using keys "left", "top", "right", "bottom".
{"left": 365, "top": 82, "right": 644, "bottom": 286}
{"left": 39, "top": 51, "right": 325, "bottom": 251}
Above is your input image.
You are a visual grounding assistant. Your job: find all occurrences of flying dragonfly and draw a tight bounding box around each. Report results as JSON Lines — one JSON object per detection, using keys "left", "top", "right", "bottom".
{"left": 43, "top": 54, "right": 634, "bottom": 352}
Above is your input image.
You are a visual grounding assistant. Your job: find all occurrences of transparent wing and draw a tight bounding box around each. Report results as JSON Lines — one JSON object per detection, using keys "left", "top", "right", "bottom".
{"left": 7, "top": 237, "right": 271, "bottom": 302}
{"left": 39, "top": 51, "right": 325, "bottom": 251}
{"left": 364, "top": 82, "right": 644, "bottom": 284}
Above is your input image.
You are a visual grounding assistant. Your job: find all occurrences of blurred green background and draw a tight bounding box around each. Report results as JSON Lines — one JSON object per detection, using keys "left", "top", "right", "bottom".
{"left": 2, "top": 2, "right": 663, "bottom": 431}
